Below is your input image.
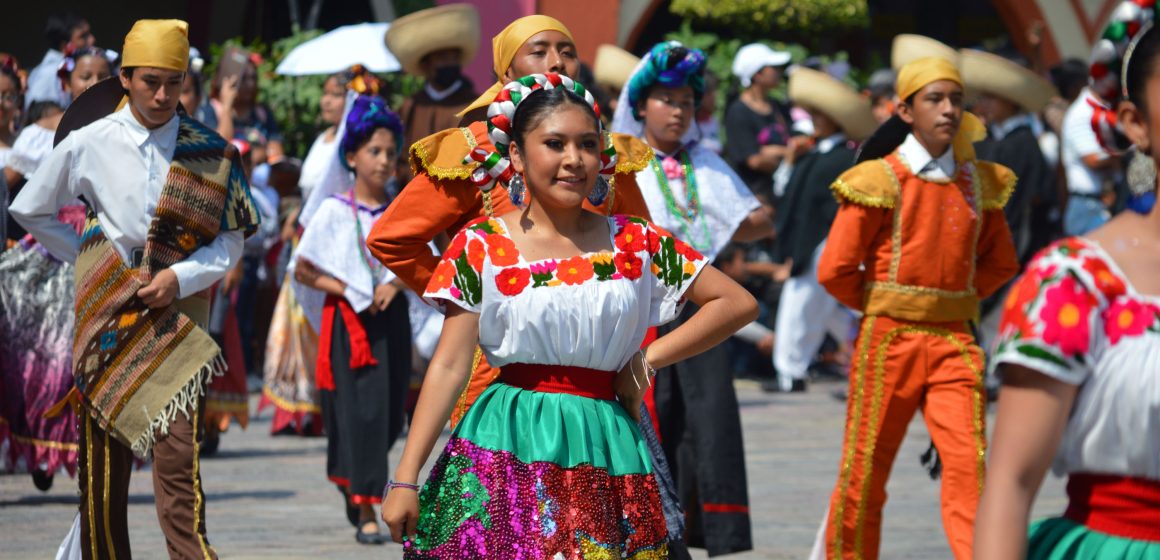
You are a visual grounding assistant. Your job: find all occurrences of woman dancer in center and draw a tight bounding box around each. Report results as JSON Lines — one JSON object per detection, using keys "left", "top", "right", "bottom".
{"left": 381, "top": 73, "right": 758, "bottom": 558}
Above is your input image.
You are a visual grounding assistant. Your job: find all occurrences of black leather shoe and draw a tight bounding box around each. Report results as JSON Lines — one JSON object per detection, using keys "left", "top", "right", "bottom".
{"left": 355, "top": 526, "right": 388, "bottom": 545}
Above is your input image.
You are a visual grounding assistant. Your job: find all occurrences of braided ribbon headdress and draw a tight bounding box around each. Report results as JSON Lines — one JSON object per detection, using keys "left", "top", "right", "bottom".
{"left": 1089, "top": 0, "right": 1158, "bottom": 152}
{"left": 464, "top": 72, "right": 618, "bottom": 192}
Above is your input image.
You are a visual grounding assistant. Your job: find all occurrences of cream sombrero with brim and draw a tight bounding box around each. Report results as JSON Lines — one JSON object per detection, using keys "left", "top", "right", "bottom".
{"left": 594, "top": 44, "right": 640, "bottom": 92}
{"left": 385, "top": 4, "right": 481, "bottom": 76}
{"left": 788, "top": 67, "right": 878, "bottom": 140}
{"left": 959, "top": 48, "right": 1057, "bottom": 113}
{"left": 892, "top": 34, "right": 958, "bottom": 70}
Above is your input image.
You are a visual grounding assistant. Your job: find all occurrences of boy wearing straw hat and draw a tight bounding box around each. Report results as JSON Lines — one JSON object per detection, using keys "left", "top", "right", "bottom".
{"left": 386, "top": 4, "right": 481, "bottom": 158}
{"left": 962, "top": 48, "right": 1061, "bottom": 264}
{"left": 770, "top": 67, "right": 876, "bottom": 394}
{"left": 593, "top": 43, "right": 640, "bottom": 113}
{"left": 815, "top": 57, "right": 1020, "bottom": 560}
{"left": 11, "top": 19, "right": 257, "bottom": 559}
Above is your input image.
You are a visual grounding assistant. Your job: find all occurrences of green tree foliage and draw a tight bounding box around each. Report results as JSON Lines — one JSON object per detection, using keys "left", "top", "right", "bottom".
{"left": 670, "top": 0, "right": 869, "bottom": 35}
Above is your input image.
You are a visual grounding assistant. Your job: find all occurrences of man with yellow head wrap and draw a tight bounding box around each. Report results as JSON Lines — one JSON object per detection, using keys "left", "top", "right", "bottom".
{"left": 11, "top": 19, "right": 257, "bottom": 560}
{"left": 812, "top": 57, "right": 1019, "bottom": 560}
{"left": 366, "top": 15, "right": 653, "bottom": 427}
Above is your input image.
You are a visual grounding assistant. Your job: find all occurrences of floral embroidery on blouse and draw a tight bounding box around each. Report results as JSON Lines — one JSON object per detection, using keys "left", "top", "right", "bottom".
{"left": 424, "top": 214, "right": 707, "bottom": 309}
{"left": 995, "top": 238, "right": 1160, "bottom": 375}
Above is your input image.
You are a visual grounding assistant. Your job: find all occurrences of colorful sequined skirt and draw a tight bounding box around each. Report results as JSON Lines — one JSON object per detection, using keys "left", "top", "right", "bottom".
{"left": 406, "top": 381, "right": 669, "bottom": 559}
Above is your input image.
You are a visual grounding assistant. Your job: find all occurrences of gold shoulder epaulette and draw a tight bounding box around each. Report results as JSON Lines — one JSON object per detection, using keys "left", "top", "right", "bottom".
{"left": 408, "top": 124, "right": 486, "bottom": 181}
{"left": 830, "top": 159, "right": 901, "bottom": 208}
{"left": 609, "top": 133, "right": 655, "bottom": 175}
{"left": 975, "top": 160, "right": 1017, "bottom": 210}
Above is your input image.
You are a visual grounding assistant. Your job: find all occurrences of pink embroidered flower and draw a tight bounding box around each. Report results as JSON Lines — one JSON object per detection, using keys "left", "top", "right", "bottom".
{"left": 1038, "top": 275, "right": 1095, "bottom": 357}
{"left": 1102, "top": 298, "right": 1155, "bottom": 344}
{"left": 661, "top": 155, "right": 683, "bottom": 181}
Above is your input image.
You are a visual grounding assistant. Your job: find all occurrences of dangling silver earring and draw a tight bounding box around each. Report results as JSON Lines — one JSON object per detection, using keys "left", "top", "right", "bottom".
{"left": 508, "top": 173, "right": 526, "bottom": 208}
{"left": 587, "top": 176, "right": 609, "bottom": 206}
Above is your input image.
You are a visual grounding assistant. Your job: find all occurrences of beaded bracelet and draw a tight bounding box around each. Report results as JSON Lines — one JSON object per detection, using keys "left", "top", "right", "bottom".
{"left": 382, "top": 479, "right": 420, "bottom": 503}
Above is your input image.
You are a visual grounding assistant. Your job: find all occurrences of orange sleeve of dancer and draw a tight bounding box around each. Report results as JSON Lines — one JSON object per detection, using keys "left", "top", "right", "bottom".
{"left": 973, "top": 161, "right": 1021, "bottom": 299}
{"left": 817, "top": 161, "right": 895, "bottom": 311}
{"left": 367, "top": 172, "right": 483, "bottom": 295}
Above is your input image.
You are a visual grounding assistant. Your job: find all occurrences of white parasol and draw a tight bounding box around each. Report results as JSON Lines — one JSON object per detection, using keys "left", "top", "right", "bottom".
{"left": 275, "top": 22, "right": 400, "bottom": 76}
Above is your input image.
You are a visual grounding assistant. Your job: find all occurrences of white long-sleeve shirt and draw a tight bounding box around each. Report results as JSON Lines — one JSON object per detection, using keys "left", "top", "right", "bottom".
{"left": 9, "top": 105, "right": 243, "bottom": 298}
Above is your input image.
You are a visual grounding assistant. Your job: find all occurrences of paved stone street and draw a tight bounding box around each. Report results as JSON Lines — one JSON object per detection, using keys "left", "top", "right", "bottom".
{"left": 1, "top": 378, "right": 1065, "bottom": 559}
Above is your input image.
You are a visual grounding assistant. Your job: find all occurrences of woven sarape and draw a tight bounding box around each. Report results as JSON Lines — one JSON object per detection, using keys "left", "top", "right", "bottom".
{"left": 72, "top": 115, "right": 257, "bottom": 457}
{"left": 407, "top": 380, "right": 669, "bottom": 560}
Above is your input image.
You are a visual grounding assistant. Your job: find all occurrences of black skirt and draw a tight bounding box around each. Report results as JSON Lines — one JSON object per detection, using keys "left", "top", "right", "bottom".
{"left": 653, "top": 304, "right": 753, "bottom": 555}
{"left": 320, "top": 294, "right": 411, "bottom": 503}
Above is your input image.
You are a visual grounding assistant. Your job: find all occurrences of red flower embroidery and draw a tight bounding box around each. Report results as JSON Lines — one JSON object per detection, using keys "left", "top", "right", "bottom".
{"left": 1081, "top": 256, "right": 1126, "bottom": 299}
{"left": 467, "top": 238, "right": 485, "bottom": 271}
{"left": 1038, "top": 275, "right": 1095, "bottom": 357}
{"left": 614, "top": 251, "right": 644, "bottom": 280}
{"left": 429, "top": 260, "right": 456, "bottom": 292}
{"left": 556, "top": 256, "right": 595, "bottom": 285}
{"left": 446, "top": 232, "right": 467, "bottom": 260}
{"left": 1102, "top": 298, "right": 1155, "bottom": 345}
{"left": 495, "top": 267, "right": 531, "bottom": 296}
{"left": 1000, "top": 264, "right": 1055, "bottom": 337}
{"left": 615, "top": 223, "right": 648, "bottom": 253}
{"left": 673, "top": 238, "right": 702, "bottom": 262}
{"left": 487, "top": 234, "right": 521, "bottom": 267}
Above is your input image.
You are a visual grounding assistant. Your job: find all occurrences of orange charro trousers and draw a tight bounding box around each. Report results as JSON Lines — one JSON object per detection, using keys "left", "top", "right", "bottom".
{"left": 825, "top": 315, "right": 986, "bottom": 560}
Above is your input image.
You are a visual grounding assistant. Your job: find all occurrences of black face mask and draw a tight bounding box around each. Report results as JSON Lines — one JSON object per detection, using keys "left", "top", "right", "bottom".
{"left": 432, "top": 64, "right": 462, "bottom": 89}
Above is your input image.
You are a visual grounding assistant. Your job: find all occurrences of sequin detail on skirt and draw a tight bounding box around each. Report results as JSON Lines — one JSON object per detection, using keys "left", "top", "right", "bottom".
{"left": 406, "top": 437, "right": 669, "bottom": 559}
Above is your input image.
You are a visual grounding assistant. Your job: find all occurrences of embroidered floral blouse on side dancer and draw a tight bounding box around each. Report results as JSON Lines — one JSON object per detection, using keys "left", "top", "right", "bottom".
{"left": 994, "top": 238, "right": 1160, "bottom": 480}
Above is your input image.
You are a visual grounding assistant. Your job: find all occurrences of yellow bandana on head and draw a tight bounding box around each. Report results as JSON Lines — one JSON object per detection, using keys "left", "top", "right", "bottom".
{"left": 121, "top": 19, "right": 190, "bottom": 72}
{"left": 456, "top": 15, "right": 573, "bottom": 117}
{"left": 895, "top": 56, "right": 986, "bottom": 162}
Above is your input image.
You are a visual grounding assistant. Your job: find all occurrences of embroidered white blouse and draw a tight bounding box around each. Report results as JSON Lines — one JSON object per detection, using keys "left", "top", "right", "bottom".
{"left": 994, "top": 238, "right": 1160, "bottom": 480}
{"left": 423, "top": 215, "right": 708, "bottom": 372}
{"left": 9, "top": 105, "right": 243, "bottom": 298}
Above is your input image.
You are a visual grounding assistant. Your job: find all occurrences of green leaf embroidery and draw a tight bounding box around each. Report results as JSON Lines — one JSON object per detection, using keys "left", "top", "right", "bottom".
{"left": 1015, "top": 344, "right": 1070, "bottom": 369}
{"left": 452, "top": 253, "right": 481, "bottom": 307}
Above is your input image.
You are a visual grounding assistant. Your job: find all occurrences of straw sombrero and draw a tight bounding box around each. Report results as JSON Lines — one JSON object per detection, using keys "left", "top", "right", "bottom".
{"left": 788, "top": 67, "right": 877, "bottom": 140}
{"left": 385, "top": 4, "right": 481, "bottom": 77}
{"left": 892, "top": 34, "right": 958, "bottom": 70}
{"left": 594, "top": 44, "right": 640, "bottom": 92}
{"left": 959, "top": 48, "right": 1058, "bottom": 113}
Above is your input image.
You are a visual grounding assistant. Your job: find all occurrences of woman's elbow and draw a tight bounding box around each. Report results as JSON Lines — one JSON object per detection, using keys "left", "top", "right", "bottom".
{"left": 733, "top": 289, "right": 760, "bottom": 326}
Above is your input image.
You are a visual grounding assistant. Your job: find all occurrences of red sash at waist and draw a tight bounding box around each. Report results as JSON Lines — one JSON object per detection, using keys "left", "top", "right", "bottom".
{"left": 499, "top": 363, "right": 617, "bottom": 401}
{"left": 1064, "top": 473, "right": 1160, "bottom": 542}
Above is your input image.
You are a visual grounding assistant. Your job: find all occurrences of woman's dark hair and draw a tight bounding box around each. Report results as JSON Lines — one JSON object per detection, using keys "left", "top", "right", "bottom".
{"left": 23, "top": 100, "right": 63, "bottom": 127}
{"left": 508, "top": 87, "right": 601, "bottom": 151}
{"left": 0, "top": 64, "right": 19, "bottom": 95}
{"left": 58, "top": 46, "right": 115, "bottom": 83}
{"left": 1049, "top": 58, "right": 1089, "bottom": 102}
{"left": 1125, "top": 26, "right": 1160, "bottom": 117}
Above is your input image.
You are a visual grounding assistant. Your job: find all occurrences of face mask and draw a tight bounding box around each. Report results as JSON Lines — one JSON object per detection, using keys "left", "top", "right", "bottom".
{"left": 432, "top": 64, "right": 462, "bottom": 89}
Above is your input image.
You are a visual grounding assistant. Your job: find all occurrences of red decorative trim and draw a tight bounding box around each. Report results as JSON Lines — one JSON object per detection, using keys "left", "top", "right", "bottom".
{"left": 350, "top": 493, "right": 383, "bottom": 506}
{"left": 702, "top": 503, "right": 750, "bottom": 514}
{"left": 328, "top": 475, "right": 350, "bottom": 488}
{"left": 1064, "top": 473, "right": 1160, "bottom": 542}
{"left": 500, "top": 364, "right": 617, "bottom": 401}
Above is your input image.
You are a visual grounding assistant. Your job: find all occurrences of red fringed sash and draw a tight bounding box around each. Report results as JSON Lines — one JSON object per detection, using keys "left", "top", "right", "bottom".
{"left": 315, "top": 295, "right": 378, "bottom": 391}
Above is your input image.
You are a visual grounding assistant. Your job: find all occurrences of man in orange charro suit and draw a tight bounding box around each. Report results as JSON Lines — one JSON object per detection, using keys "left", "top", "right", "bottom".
{"left": 365, "top": 14, "right": 653, "bottom": 426}
{"left": 816, "top": 57, "right": 1020, "bottom": 560}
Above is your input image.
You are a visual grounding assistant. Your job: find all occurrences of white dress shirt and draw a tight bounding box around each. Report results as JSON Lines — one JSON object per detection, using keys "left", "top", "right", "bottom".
{"left": 9, "top": 105, "right": 243, "bottom": 298}
{"left": 1061, "top": 88, "right": 1112, "bottom": 195}
{"left": 897, "top": 133, "right": 956, "bottom": 180}
{"left": 24, "top": 49, "right": 71, "bottom": 110}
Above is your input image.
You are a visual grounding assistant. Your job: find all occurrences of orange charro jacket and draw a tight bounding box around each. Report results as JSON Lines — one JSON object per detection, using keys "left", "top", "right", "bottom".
{"left": 818, "top": 151, "right": 1020, "bottom": 323}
